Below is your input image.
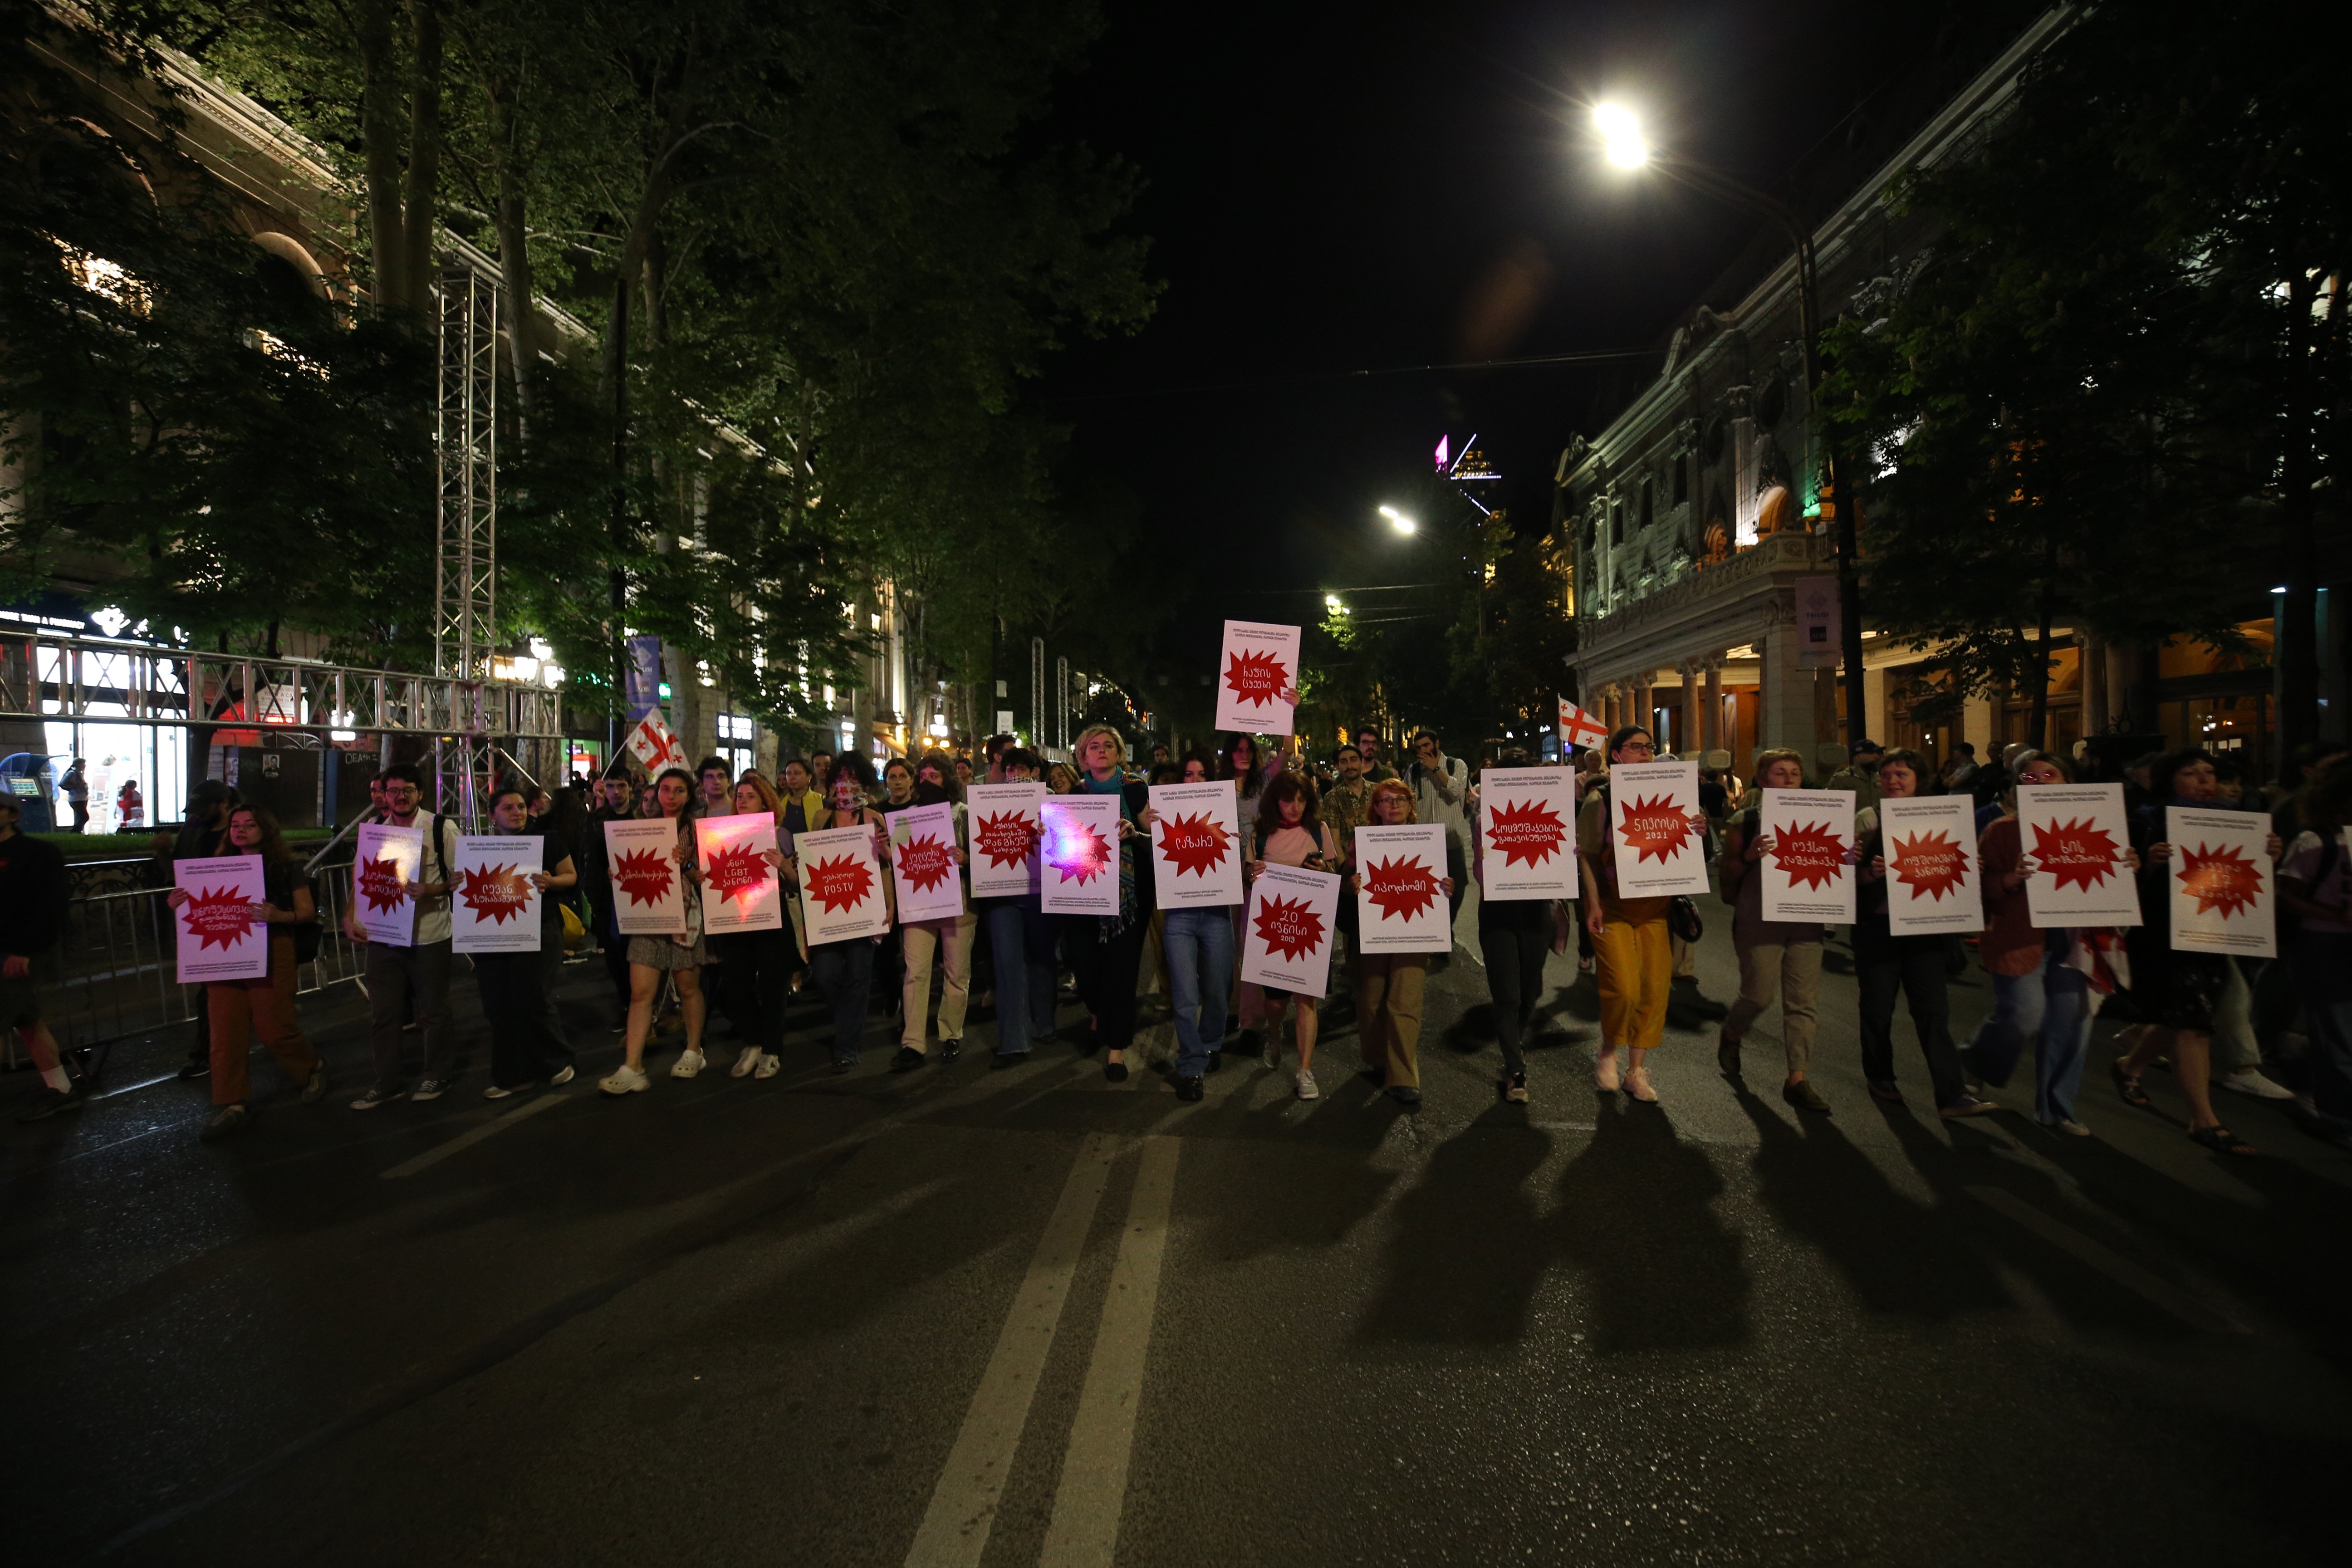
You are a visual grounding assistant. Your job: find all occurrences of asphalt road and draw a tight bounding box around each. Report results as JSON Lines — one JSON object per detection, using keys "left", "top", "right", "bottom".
{"left": 6, "top": 893, "right": 2349, "bottom": 1567}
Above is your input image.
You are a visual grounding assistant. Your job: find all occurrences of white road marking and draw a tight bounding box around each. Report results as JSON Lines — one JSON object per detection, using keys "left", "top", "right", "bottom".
{"left": 1964, "top": 1184, "right": 2248, "bottom": 1334}
{"left": 903, "top": 1133, "right": 1120, "bottom": 1568}
{"left": 1039, "top": 1135, "right": 1181, "bottom": 1567}
{"left": 379, "top": 1092, "right": 567, "bottom": 1180}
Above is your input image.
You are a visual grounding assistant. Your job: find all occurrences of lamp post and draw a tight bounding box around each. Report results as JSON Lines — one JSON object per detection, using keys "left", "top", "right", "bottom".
{"left": 1593, "top": 104, "right": 1868, "bottom": 745}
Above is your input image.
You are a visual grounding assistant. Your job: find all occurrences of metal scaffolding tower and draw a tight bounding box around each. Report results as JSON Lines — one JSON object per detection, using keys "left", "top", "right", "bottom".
{"left": 434, "top": 261, "right": 499, "bottom": 823}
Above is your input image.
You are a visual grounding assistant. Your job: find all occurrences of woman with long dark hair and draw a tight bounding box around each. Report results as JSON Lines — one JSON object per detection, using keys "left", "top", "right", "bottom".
{"left": 598, "top": 767, "right": 708, "bottom": 1095}
{"left": 709, "top": 769, "right": 793, "bottom": 1080}
{"left": 169, "top": 804, "right": 324, "bottom": 1139}
{"left": 473, "top": 786, "right": 580, "bottom": 1098}
{"left": 889, "top": 750, "right": 976, "bottom": 1069}
{"left": 1243, "top": 769, "right": 1340, "bottom": 1099}
{"left": 804, "top": 752, "right": 892, "bottom": 1073}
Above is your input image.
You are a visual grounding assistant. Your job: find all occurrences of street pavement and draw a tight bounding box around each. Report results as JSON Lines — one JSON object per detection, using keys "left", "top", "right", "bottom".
{"left": 6, "top": 891, "right": 2349, "bottom": 1567}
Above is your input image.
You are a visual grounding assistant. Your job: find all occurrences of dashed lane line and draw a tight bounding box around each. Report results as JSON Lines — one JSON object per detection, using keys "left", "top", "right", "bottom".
{"left": 379, "top": 1091, "right": 568, "bottom": 1179}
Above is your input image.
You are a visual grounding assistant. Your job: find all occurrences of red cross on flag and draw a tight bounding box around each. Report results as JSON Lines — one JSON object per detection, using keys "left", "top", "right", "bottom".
{"left": 1558, "top": 697, "right": 1608, "bottom": 750}
{"left": 625, "top": 711, "right": 688, "bottom": 774}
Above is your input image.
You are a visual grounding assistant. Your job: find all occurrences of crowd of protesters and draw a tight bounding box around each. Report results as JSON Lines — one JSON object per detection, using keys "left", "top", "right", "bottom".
{"left": 7, "top": 719, "right": 2350, "bottom": 1164}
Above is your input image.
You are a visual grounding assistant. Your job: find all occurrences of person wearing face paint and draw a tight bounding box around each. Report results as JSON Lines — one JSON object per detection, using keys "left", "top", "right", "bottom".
{"left": 471, "top": 786, "right": 580, "bottom": 1098}
{"left": 1717, "top": 748, "right": 1839, "bottom": 1115}
{"left": 800, "top": 752, "right": 892, "bottom": 1073}
{"left": 1853, "top": 751, "right": 1995, "bottom": 1119}
{"left": 1965, "top": 750, "right": 2141, "bottom": 1135}
{"left": 887, "top": 750, "right": 977, "bottom": 1070}
{"left": 598, "top": 768, "right": 710, "bottom": 1094}
{"left": 167, "top": 804, "right": 326, "bottom": 1139}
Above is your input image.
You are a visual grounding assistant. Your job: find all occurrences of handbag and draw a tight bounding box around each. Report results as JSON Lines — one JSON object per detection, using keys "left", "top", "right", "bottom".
{"left": 1667, "top": 896, "right": 1704, "bottom": 943}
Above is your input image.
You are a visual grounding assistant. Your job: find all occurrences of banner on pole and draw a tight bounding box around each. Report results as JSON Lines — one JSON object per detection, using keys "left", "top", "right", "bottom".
{"left": 354, "top": 823, "right": 423, "bottom": 946}
{"left": 2166, "top": 806, "right": 2274, "bottom": 958}
{"left": 1879, "top": 794, "right": 1984, "bottom": 936}
{"left": 2019, "top": 783, "right": 2141, "bottom": 927}
{"left": 1352, "top": 823, "right": 1450, "bottom": 954}
{"left": 1477, "top": 766, "right": 1578, "bottom": 901}
{"left": 1214, "top": 620, "right": 1300, "bottom": 735}
{"left": 1147, "top": 782, "right": 1244, "bottom": 908}
{"left": 451, "top": 835, "right": 543, "bottom": 954}
{"left": 697, "top": 813, "right": 784, "bottom": 934}
{"left": 603, "top": 817, "right": 687, "bottom": 936}
{"left": 1759, "top": 787, "right": 1856, "bottom": 923}
{"left": 1240, "top": 861, "right": 1341, "bottom": 996}
{"left": 175, "top": 854, "right": 270, "bottom": 982}
{"left": 1606, "top": 760, "right": 1710, "bottom": 897}
{"left": 1039, "top": 794, "right": 1123, "bottom": 915}
{"left": 967, "top": 783, "right": 1044, "bottom": 899}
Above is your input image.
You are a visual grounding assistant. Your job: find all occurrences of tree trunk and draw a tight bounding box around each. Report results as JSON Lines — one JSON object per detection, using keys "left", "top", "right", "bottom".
{"left": 399, "top": 1, "right": 444, "bottom": 310}
{"left": 485, "top": 70, "right": 537, "bottom": 423}
{"left": 356, "top": 0, "right": 407, "bottom": 313}
{"left": 2275, "top": 266, "right": 2327, "bottom": 756}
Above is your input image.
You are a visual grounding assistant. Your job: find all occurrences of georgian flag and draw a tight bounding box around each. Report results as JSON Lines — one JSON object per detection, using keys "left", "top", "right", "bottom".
{"left": 625, "top": 710, "right": 688, "bottom": 774}
{"left": 1558, "top": 696, "right": 1608, "bottom": 749}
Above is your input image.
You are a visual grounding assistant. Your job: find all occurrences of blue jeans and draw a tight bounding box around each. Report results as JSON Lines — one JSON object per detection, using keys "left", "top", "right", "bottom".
{"left": 808, "top": 939, "right": 876, "bottom": 1066}
{"left": 1969, "top": 931, "right": 2092, "bottom": 1123}
{"left": 983, "top": 898, "right": 1060, "bottom": 1058}
{"left": 1162, "top": 906, "right": 1234, "bottom": 1078}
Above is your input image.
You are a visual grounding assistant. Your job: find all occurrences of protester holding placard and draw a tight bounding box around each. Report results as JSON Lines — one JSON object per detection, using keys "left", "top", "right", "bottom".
{"left": 582, "top": 769, "right": 640, "bottom": 1028}
{"left": 344, "top": 764, "right": 461, "bottom": 1112}
{"left": 701, "top": 771, "right": 793, "bottom": 1082}
{"left": 2275, "top": 760, "right": 2352, "bottom": 1146}
{"left": 470, "top": 787, "right": 578, "bottom": 1098}
{"left": 1225, "top": 733, "right": 1279, "bottom": 1047}
{"left": 1852, "top": 753, "right": 1994, "bottom": 1119}
{"left": 0, "top": 792, "right": 80, "bottom": 1122}
{"left": 167, "top": 805, "right": 324, "bottom": 1139}
{"left": 1967, "top": 752, "right": 2137, "bottom": 1134}
{"left": 888, "top": 755, "right": 977, "bottom": 1071}
{"left": 1476, "top": 750, "right": 1572, "bottom": 1105}
{"left": 1717, "top": 750, "right": 1835, "bottom": 1114}
{"left": 1244, "top": 771, "right": 1340, "bottom": 1100}
{"left": 971, "top": 749, "right": 1057, "bottom": 1066}
{"left": 1063, "top": 726, "right": 1156, "bottom": 1084}
{"left": 2111, "top": 750, "right": 2283, "bottom": 1156}
{"left": 1347, "top": 779, "right": 1454, "bottom": 1106}
{"left": 1576, "top": 728, "right": 1704, "bottom": 1105}
{"left": 803, "top": 754, "right": 892, "bottom": 1074}
{"left": 599, "top": 769, "right": 710, "bottom": 1096}
{"left": 1141, "top": 754, "right": 1247, "bottom": 1100}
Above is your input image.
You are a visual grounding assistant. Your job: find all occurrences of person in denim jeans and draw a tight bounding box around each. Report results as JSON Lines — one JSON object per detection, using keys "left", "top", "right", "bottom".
{"left": 1159, "top": 906, "right": 1233, "bottom": 1100}
{"left": 976, "top": 748, "right": 1059, "bottom": 1065}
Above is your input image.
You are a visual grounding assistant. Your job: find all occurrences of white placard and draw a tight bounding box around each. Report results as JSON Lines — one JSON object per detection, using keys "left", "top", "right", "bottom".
{"left": 2019, "top": 783, "right": 2141, "bottom": 928}
{"left": 1040, "top": 793, "right": 1124, "bottom": 915}
{"left": 2167, "top": 806, "right": 2275, "bottom": 958}
{"left": 1240, "top": 860, "right": 1342, "bottom": 996}
{"left": 697, "top": 813, "right": 784, "bottom": 934}
{"left": 795, "top": 823, "right": 892, "bottom": 944}
{"left": 354, "top": 823, "right": 423, "bottom": 946}
{"left": 175, "top": 855, "right": 270, "bottom": 982}
{"left": 1214, "top": 619, "right": 1300, "bottom": 735}
{"left": 967, "top": 783, "right": 1044, "bottom": 899}
{"left": 1878, "top": 795, "right": 1984, "bottom": 936}
{"left": 1477, "top": 765, "right": 1578, "bottom": 901}
{"left": 451, "top": 835, "right": 544, "bottom": 954}
{"left": 888, "top": 802, "right": 967, "bottom": 926}
{"left": 1759, "top": 788, "right": 1856, "bottom": 924}
{"left": 603, "top": 817, "right": 688, "bottom": 936}
{"left": 1147, "top": 782, "right": 1244, "bottom": 908}
{"left": 1352, "top": 823, "right": 1450, "bottom": 954}
{"left": 1606, "top": 760, "right": 1710, "bottom": 897}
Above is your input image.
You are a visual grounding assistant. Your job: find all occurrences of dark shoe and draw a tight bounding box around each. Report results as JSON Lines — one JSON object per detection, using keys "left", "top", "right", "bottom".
{"left": 17, "top": 1084, "right": 86, "bottom": 1122}
{"left": 1175, "top": 1074, "right": 1205, "bottom": 1102}
{"left": 348, "top": 1087, "right": 402, "bottom": 1112}
{"left": 2188, "top": 1124, "right": 2259, "bottom": 1156}
{"left": 1205, "top": 1048, "right": 1223, "bottom": 1074}
{"left": 1868, "top": 1079, "right": 1903, "bottom": 1103}
{"left": 300, "top": 1061, "right": 329, "bottom": 1104}
{"left": 2110, "top": 1059, "right": 2151, "bottom": 1109}
{"left": 200, "top": 1103, "right": 250, "bottom": 1141}
{"left": 177, "top": 1058, "right": 211, "bottom": 1080}
{"left": 1105, "top": 1060, "right": 1130, "bottom": 1084}
{"left": 890, "top": 1047, "right": 926, "bottom": 1073}
{"left": 1387, "top": 1084, "right": 1422, "bottom": 1107}
{"left": 990, "top": 1051, "right": 1026, "bottom": 1070}
{"left": 939, "top": 1039, "right": 963, "bottom": 1063}
{"left": 411, "top": 1078, "right": 451, "bottom": 1102}
{"left": 1715, "top": 1031, "right": 1741, "bottom": 1077}
{"left": 828, "top": 1058, "right": 855, "bottom": 1075}
{"left": 1783, "top": 1080, "right": 1831, "bottom": 1114}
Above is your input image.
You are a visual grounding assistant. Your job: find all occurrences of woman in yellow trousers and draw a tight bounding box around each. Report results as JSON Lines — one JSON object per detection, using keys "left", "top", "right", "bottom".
{"left": 1575, "top": 726, "right": 1694, "bottom": 1103}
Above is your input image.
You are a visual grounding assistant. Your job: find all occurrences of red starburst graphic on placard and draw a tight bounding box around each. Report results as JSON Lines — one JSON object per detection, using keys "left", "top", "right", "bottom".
{"left": 1889, "top": 830, "right": 1970, "bottom": 902}
{"left": 702, "top": 840, "right": 772, "bottom": 911}
{"left": 2030, "top": 817, "right": 2120, "bottom": 893}
{"left": 895, "top": 832, "right": 956, "bottom": 894}
{"left": 180, "top": 883, "right": 255, "bottom": 951}
{"left": 804, "top": 853, "right": 875, "bottom": 915}
{"left": 1617, "top": 794, "right": 1694, "bottom": 864}
{"left": 1223, "top": 647, "right": 1289, "bottom": 709}
{"left": 612, "top": 847, "right": 676, "bottom": 908}
{"left": 2177, "top": 841, "right": 2262, "bottom": 919}
{"left": 1047, "top": 820, "right": 1113, "bottom": 884}
{"left": 357, "top": 855, "right": 407, "bottom": 915}
{"left": 975, "top": 811, "right": 1035, "bottom": 871}
{"left": 457, "top": 864, "right": 533, "bottom": 924}
{"left": 1361, "top": 856, "right": 1439, "bottom": 922}
{"left": 1156, "top": 812, "right": 1231, "bottom": 879}
{"left": 1485, "top": 799, "right": 1566, "bottom": 869}
{"left": 1770, "top": 818, "right": 1849, "bottom": 892}
{"left": 1253, "top": 893, "right": 1327, "bottom": 962}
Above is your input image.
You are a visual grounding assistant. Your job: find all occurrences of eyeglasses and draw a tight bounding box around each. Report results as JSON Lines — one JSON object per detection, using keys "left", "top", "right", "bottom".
{"left": 1618, "top": 742, "right": 1655, "bottom": 755}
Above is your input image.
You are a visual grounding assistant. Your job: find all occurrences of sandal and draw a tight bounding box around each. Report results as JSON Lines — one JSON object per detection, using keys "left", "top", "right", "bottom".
{"left": 1594, "top": 1049, "right": 1622, "bottom": 1093}
{"left": 2109, "top": 1059, "right": 2151, "bottom": 1109}
{"left": 2188, "top": 1125, "right": 2259, "bottom": 1157}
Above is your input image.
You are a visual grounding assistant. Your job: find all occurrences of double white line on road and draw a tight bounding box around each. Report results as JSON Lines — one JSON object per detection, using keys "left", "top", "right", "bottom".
{"left": 904, "top": 1132, "right": 1181, "bottom": 1568}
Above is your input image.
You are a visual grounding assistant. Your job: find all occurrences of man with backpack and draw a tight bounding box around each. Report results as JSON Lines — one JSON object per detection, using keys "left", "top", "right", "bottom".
{"left": 340, "top": 764, "right": 460, "bottom": 1108}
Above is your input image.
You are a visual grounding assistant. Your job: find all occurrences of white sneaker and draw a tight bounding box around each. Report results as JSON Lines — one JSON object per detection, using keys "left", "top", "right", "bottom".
{"left": 1294, "top": 1069, "right": 1319, "bottom": 1101}
{"left": 730, "top": 1045, "right": 764, "bottom": 1078}
{"left": 550, "top": 1066, "right": 575, "bottom": 1086}
{"left": 599, "top": 1064, "right": 651, "bottom": 1095}
{"left": 753, "top": 1053, "right": 780, "bottom": 1080}
{"left": 2220, "top": 1067, "right": 2294, "bottom": 1100}
{"left": 670, "top": 1049, "right": 706, "bottom": 1080}
{"left": 484, "top": 1083, "right": 522, "bottom": 1100}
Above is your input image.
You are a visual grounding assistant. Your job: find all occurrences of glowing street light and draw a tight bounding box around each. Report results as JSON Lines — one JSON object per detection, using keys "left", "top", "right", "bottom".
{"left": 1324, "top": 593, "right": 1349, "bottom": 616}
{"left": 1593, "top": 103, "right": 1649, "bottom": 169}
{"left": 1378, "top": 504, "right": 1416, "bottom": 535}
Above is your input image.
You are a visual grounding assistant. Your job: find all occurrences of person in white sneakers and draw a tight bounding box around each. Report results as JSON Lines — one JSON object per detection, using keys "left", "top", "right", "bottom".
{"left": 1242, "top": 772, "right": 1340, "bottom": 1100}
{"left": 346, "top": 765, "right": 460, "bottom": 1110}
{"left": 600, "top": 768, "right": 708, "bottom": 1095}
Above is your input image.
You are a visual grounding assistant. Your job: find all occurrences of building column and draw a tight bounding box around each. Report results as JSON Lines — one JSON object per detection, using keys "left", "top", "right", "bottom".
{"left": 1631, "top": 671, "right": 1655, "bottom": 740}
{"left": 1702, "top": 655, "right": 1725, "bottom": 755}
{"left": 2082, "top": 632, "right": 2108, "bottom": 733}
{"left": 1602, "top": 683, "right": 1621, "bottom": 731}
{"left": 1680, "top": 658, "right": 1703, "bottom": 760}
{"left": 1758, "top": 626, "right": 1815, "bottom": 757}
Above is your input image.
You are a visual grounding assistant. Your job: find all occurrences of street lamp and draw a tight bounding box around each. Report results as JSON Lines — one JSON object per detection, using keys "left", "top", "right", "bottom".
{"left": 1378, "top": 505, "right": 1416, "bottom": 535}
{"left": 1590, "top": 101, "right": 1867, "bottom": 742}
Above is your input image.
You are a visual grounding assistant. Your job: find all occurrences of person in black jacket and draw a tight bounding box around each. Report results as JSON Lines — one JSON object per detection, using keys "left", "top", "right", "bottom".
{"left": 1064, "top": 724, "right": 1156, "bottom": 1083}
{"left": 581, "top": 768, "right": 639, "bottom": 1029}
{"left": 0, "top": 792, "right": 79, "bottom": 1120}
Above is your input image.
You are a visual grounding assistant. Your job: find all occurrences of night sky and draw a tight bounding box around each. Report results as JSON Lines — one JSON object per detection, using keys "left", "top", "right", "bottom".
{"left": 1037, "top": 0, "right": 2041, "bottom": 676}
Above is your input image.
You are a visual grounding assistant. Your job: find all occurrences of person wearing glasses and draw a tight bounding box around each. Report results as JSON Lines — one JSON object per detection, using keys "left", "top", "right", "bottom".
{"left": 1408, "top": 729, "right": 1470, "bottom": 929}
{"left": 1575, "top": 727, "right": 1705, "bottom": 1103}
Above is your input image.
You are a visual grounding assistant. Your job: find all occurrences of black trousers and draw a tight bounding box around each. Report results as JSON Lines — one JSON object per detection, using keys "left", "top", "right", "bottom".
{"left": 1479, "top": 902, "right": 1548, "bottom": 1074}
{"left": 1856, "top": 933, "right": 1965, "bottom": 1107}
{"left": 1068, "top": 918, "right": 1146, "bottom": 1053}
{"left": 475, "top": 944, "right": 575, "bottom": 1088}
{"left": 710, "top": 927, "right": 794, "bottom": 1053}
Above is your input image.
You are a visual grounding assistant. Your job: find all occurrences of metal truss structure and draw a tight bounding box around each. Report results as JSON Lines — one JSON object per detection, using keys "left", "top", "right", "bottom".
{"left": 433, "top": 261, "right": 501, "bottom": 823}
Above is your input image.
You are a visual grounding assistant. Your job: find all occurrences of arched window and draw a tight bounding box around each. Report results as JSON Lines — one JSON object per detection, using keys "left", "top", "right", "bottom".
{"left": 250, "top": 232, "right": 331, "bottom": 301}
